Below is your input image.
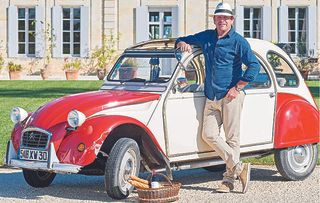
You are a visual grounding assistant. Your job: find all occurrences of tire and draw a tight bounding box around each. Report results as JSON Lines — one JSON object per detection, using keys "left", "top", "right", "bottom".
{"left": 203, "top": 164, "right": 226, "bottom": 172}
{"left": 105, "top": 138, "right": 141, "bottom": 200}
{"left": 22, "top": 169, "right": 56, "bottom": 187}
{"left": 275, "top": 144, "right": 318, "bottom": 181}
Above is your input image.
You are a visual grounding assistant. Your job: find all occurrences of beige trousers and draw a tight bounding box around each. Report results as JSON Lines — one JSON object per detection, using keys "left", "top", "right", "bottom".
{"left": 202, "top": 92, "right": 245, "bottom": 184}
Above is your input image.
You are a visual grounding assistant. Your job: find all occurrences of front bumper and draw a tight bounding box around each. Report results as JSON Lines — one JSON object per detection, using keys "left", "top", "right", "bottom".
{"left": 5, "top": 140, "right": 82, "bottom": 174}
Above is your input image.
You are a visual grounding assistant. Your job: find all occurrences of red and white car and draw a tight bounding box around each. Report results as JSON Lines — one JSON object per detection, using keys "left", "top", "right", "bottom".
{"left": 6, "top": 39, "right": 319, "bottom": 200}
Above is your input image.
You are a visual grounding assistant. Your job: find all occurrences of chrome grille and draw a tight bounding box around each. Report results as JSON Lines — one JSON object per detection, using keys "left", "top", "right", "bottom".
{"left": 21, "top": 129, "right": 51, "bottom": 149}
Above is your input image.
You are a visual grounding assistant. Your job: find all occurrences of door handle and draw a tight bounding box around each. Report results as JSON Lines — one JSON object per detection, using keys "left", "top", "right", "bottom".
{"left": 269, "top": 92, "right": 275, "bottom": 98}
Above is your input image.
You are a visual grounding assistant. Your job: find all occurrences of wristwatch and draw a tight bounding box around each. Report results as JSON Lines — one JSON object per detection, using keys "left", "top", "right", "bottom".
{"left": 235, "top": 85, "right": 242, "bottom": 92}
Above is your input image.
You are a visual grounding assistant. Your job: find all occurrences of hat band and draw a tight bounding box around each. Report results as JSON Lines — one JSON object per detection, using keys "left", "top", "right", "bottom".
{"left": 214, "top": 9, "right": 233, "bottom": 15}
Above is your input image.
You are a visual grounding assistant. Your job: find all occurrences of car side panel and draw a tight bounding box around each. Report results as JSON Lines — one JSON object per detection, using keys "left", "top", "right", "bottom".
{"left": 56, "top": 115, "right": 165, "bottom": 166}
{"left": 274, "top": 93, "right": 320, "bottom": 148}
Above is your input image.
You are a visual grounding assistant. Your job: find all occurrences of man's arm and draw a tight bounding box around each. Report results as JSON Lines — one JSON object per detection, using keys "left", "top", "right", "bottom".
{"left": 226, "top": 39, "right": 260, "bottom": 101}
{"left": 175, "top": 31, "right": 205, "bottom": 52}
{"left": 239, "top": 39, "right": 260, "bottom": 83}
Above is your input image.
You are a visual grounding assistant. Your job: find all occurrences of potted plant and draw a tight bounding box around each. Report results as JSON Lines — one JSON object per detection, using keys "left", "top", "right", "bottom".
{"left": 91, "top": 32, "right": 119, "bottom": 80}
{"left": 296, "top": 58, "right": 313, "bottom": 80}
{"left": 8, "top": 61, "right": 22, "bottom": 80}
{"left": 63, "top": 58, "right": 82, "bottom": 80}
{"left": 40, "top": 23, "right": 56, "bottom": 80}
{"left": 119, "top": 58, "right": 138, "bottom": 80}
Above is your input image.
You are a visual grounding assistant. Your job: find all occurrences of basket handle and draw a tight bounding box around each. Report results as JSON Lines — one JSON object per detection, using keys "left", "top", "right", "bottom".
{"left": 148, "top": 171, "right": 173, "bottom": 186}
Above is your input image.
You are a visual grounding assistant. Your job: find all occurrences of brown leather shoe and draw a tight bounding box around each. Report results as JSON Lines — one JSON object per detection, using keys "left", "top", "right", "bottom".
{"left": 239, "top": 163, "right": 251, "bottom": 193}
{"left": 216, "top": 181, "right": 234, "bottom": 193}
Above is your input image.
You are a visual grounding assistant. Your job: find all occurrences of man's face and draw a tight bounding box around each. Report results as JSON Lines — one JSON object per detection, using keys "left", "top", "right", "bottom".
{"left": 214, "top": 15, "right": 234, "bottom": 32}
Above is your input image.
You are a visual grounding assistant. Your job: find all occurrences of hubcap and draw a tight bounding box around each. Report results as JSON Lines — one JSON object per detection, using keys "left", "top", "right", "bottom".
{"left": 118, "top": 149, "right": 137, "bottom": 193}
{"left": 287, "top": 145, "right": 312, "bottom": 173}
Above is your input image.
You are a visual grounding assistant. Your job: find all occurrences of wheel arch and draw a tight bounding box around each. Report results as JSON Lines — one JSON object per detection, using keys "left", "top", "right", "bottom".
{"left": 99, "top": 122, "right": 169, "bottom": 171}
{"left": 274, "top": 93, "right": 320, "bottom": 149}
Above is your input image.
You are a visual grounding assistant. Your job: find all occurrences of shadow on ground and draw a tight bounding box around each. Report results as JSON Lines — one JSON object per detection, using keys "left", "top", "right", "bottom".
{"left": 0, "top": 166, "right": 284, "bottom": 202}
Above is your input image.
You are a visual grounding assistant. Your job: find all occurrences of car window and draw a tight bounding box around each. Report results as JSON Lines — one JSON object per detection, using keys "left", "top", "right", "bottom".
{"left": 176, "top": 54, "right": 204, "bottom": 93}
{"left": 266, "top": 52, "right": 299, "bottom": 87}
{"left": 108, "top": 56, "right": 177, "bottom": 83}
{"left": 242, "top": 62, "right": 271, "bottom": 89}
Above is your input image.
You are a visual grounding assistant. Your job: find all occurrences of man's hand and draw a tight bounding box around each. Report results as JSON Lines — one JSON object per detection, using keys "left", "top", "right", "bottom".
{"left": 176, "top": 41, "right": 192, "bottom": 52}
{"left": 226, "top": 81, "right": 248, "bottom": 101}
{"left": 226, "top": 87, "right": 239, "bottom": 101}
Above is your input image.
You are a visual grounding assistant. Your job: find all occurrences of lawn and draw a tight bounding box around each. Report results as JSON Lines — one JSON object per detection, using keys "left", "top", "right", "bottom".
{"left": 0, "top": 80, "right": 103, "bottom": 165}
{"left": 0, "top": 80, "right": 319, "bottom": 166}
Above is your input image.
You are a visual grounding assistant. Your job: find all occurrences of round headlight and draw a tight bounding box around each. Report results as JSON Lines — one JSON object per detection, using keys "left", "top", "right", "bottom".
{"left": 10, "top": 107, "right": 28, "bottom": 124}
{"left": 67, "top": 110, "right": 86, "bottom": 128}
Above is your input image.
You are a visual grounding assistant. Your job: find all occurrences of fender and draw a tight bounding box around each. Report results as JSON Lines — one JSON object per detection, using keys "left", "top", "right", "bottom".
{"left": 11, "top": 123, "right": 23, "bottom": 152}
{"left": 274, "top": 93, "right": 319, "bottom": 148}
{"left": 11, "top": 113, "right": 33, "bottom": 151}
{"left": 57, "top": 115, "right": 167, "bottom": 167}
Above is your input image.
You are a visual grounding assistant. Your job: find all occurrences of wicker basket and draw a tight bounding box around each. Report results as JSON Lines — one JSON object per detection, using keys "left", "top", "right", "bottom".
{"left": 136, "top": 173, "right": 181, "bottom": 203}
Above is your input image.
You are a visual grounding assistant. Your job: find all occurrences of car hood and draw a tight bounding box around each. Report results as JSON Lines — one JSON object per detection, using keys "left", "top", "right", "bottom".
{"left": 26, "top": 90, "right": 161, "bottom": 129}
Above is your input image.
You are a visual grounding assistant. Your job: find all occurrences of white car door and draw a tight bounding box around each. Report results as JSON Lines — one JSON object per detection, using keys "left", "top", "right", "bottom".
{"left": 165, "top": 54, "right": 210, "bottom": 156}
{"left": 240, "top": 61, "right": 276, "bottom": 149}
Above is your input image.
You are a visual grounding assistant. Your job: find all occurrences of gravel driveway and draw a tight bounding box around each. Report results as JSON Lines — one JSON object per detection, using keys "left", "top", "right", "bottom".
{"left": 0, "top": 165, "right": 319, "bottom": 203}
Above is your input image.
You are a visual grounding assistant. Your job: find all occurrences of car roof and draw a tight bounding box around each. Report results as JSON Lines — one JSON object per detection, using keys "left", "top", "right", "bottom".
{"left": 125, "top": 38, "right": 290, "bottom": 62}
{"left": 126, "top": 39, "right": 176, "bottom": 51}
{"left": 246, "top": 38, "right": 289, "bottom": 59}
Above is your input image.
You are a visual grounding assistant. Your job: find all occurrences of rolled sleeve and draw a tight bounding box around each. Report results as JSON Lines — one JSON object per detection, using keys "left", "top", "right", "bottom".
{"left": 239, "top": 39, "right": 260, "bottom": 82}
{"left": 175, "top": 31, "right": 205, "bottom": 48}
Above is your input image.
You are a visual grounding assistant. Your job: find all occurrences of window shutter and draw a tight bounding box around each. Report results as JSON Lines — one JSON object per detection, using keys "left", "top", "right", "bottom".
{"left": 52, "top": 6, "right": 62, "bottom": 57}
{"left": 35, "top": 5, "right": 45, "bottom": 58}
{"left": 235, "top": 6, "right": 244, "bottom": 35}
{"left": 308, "top": 6, "right": 316, "bottom": 57}
{"left": 278, "top": 5, "right": 288, "bottom": 43}
{"left": 171, "top": 6, "right": 179, "bottom": 38}
{"left": 8, "top": 6, "right": 18, "bottom": 58}
{"left": 136, "top": 6, "right": 149, "bottom": 43}
{"left": 262, "top": 6, "right": 272, "bottom": 41}
{"left": 80, "top": 6, "right": 89, "bottom": 57}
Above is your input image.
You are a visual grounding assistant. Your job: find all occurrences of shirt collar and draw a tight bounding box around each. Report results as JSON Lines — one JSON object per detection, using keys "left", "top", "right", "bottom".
{"left": 215, "top": 27, "right": 235, "bottom": 39}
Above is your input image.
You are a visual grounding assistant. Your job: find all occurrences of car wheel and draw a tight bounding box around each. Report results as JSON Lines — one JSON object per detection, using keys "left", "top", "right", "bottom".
{"left": 203, "top": 164, "right": 226, "bottom": 172}
{"left": 275, "top": 144, "right": 318, "bottom": 181}
{"left": 22, "top": 169, "right": 56, "bottom": 187}
{"left": 105, "top": 138, "right": 141, "bottom": 199}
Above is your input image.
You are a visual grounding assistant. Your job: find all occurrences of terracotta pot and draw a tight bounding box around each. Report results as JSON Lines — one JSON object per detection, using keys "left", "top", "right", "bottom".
{"left": 119, "top": 67, "right": 137, "bottom": 80}
{"left": 97, "top": 69, "right": 106, "bottom": 80}
{"left": 9, "top": 71, "right": 21, "bottom": 80}
{"left": 299, "top": 70, "right": 309, "bottom": 80}
{"left": 185, "top": 71, "right": 196, "bottom": 81}
{"left": 65, "top": 71, "right": 79, "bottom": 80}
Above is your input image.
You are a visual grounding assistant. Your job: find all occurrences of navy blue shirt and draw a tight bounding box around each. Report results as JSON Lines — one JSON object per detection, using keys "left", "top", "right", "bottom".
{"left": 176, "top": 28, "right": 260, "bottom": 100}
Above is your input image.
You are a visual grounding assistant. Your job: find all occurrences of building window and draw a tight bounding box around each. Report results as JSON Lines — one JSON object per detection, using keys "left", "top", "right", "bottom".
{"left": 288, "top": 7, "right": 307, "bottom": 55}
{"left": 149, "top": 10, "right": 172, "bottom": 39}
{"left": 243, "top": 8, "right": 262, "bottom": 39}
{"left": 62, "top": 8, "right": 81, "bottom": 56}
{"left": 18, "top": 7, "right": 36, "bottom": 56}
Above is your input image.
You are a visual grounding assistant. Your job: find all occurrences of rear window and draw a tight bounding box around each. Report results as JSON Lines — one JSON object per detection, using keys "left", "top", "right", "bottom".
{"left": 266, "top": 52, "right": 299, "bottom": 87}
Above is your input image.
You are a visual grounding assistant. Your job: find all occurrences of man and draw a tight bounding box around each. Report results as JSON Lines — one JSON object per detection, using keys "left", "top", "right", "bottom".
{"left": 175, "top": 2, "right": 260, "bottom": 193}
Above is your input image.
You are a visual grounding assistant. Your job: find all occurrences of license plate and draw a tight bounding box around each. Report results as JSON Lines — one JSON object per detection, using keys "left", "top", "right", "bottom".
{"left": 19, "top": 148, "right": 48, "bottom": 162}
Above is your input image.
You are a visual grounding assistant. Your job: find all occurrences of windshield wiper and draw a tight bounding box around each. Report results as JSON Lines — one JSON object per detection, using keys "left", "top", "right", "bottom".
{"left": 120, "top": 78, "right": 146, "bottom": 83}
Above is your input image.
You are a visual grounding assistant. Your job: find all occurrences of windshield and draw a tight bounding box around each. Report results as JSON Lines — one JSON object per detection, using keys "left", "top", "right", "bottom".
{"left": 107, "top": 55, "right": 178, "bottom": 83}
